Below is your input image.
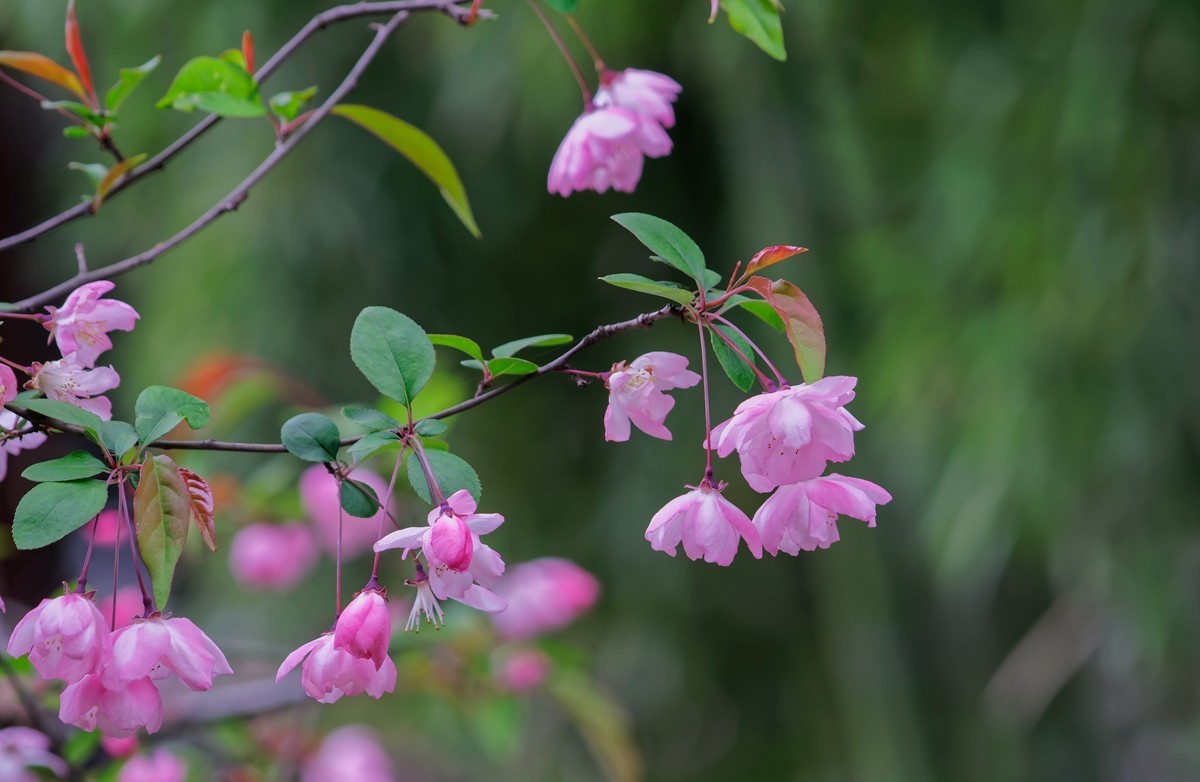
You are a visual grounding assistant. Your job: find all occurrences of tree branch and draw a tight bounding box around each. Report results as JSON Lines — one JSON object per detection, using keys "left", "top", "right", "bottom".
{"left": 0, "top": 0, "right": 471, "bottom": 255}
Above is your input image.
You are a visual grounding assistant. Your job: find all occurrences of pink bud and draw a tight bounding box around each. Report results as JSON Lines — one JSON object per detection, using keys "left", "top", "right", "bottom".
{"left": 332, "top": 589, "right": 391, "bottom": 670}
{"left": 427, "top": 513, "right": 473, "bottom": 572}
{"left": 490, "top": 558, "right": 600, "bottom": 641}
{"left": 229, "top": 523, "right": 317, "bottom": 590}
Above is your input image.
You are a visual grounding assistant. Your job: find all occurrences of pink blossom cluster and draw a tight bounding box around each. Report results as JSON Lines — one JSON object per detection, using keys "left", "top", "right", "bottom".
{"left": 5, "top": 591, "right": 231, "bottom": 737}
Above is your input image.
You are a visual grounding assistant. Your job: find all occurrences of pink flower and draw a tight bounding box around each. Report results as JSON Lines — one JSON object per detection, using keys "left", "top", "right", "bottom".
{"left": 100, "top": 735, "right": 140, "bottom": 758}
{"left": 117, "top": 748, "right": 187, "bottom": 782}
{"left": 59, "top": 673, "right": 163, "bottom": 738}
{"left": 299, "top": 465, "right": 391, "bottom": 557}
{"left": 645, "top": 481, "right": 762, "bottom": 566}
{"left": 302, "top": 725, "right": 395, "bottom": 782}
{"left": 97, "top": 587, "right": 143, "bottom": 631}
{"left": 490, "top": 558, "right": 600, "bottom": 641}
{"left": 547, "top": 106, "right": 671, "bottom": 196}
{"left": 0, "top": 727, "right": 68, "bottom": 781}
{"left": 709, "top": 0, "right": 719, "bottom": 21}
{"left": 90, "top": 509, "right": 123, "bottom": 547}
{"left": 709, "top": 376, "right": 864, "bottom": 492}
{"left": 229, "top": 523, "right": 317, "bottom": 590}
{"left": 753, "top": 474, "right": 892, "bottom": 555}
{"left": 0, "top": 364, "right": 18, "bottom": 404}
{"left": 44, "top": 281, "right": 139, "bottom": 367}
{"left": 6, "top": 592, "right": 111, "bottom": 683}
{"left": 374, "top": 489, "right": 507, "bottom": 611}
{"left": 107, "top": 614, "right": 232, "bottom": 691}
{"left": 0, "top": 410, "right": 48, "bottom": 482}
{"left": 595, "top": 69, "right": 682, "bottom": 130}
{"left": 492, "top": 648, "right": 551, "bottom": 692}
{"left": 333, "top": 588, "right": 391, "bottom": 669}
{"left": 604, "top": 352, "right": 700, "bottom": 442}
{"left": 276, "top": 634, "right": 396, "bottom": 704}
{"left": 25, "top": 353, "right": 120, "bottom": 420}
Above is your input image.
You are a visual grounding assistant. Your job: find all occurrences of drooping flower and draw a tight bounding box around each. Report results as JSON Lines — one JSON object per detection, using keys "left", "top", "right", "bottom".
{"left": 332, "top": 588, "right": 391, "bottom": 670}
{"left": 59, "top": 674, "right": 163, "bottom": 738}
{"left": 402, "top": 568, "right": 445, "bottom": 633}
{"left": 229, "top": 523, "right": 318, "bottom": 590}
{"left": 299, "top": 465, "right": 392, "bottom": 557}
{"left": 491, "top": 648, "right": 551, "bottom": 692}
{"left": 0, "top": 410, "right": 48, "bottom": 482}
{"left": 276, "top": 634, "right": 396, "bottom": 704}
{"left": 0, "top": 727, "right": 68, "bottom": 781}
{"left": 709, "top": 376, "right": 864, "bottom": 493}
{"left": 0, "top": 364, "right": 18, "bottom": 404}
{"left": 107, "top": 614, "right": 232, "bottom": 691}
{"left": 301, "top": 725, "right": 395, "bottom": 782}
{"left": 604, "top": 351, "right": 700, "bottom": 442}
{"left": 645, "top": 481, "right": 762, "bottom": 566}
{"left": 490, "top": 558, "right": 600, "bottom": 641}
{"left": 6, "top": 591, "right": 111, "bottom": 683}
{"left": 595, "top": 69, "right": 682, "bottom": 131}
{"left": 25, "top": 353, "right": 119, "bottom": 420}
{"left": 43, "top": 281, "right": 139, "bottom": 367}
{"left": 117, "top": 748, "right": 187, "bottom": 782}
{"left": 547, "top": 106, "right": 672, "bottom": 197}
{"left": 753, "top": 474, "right": 892, "bottom": 555}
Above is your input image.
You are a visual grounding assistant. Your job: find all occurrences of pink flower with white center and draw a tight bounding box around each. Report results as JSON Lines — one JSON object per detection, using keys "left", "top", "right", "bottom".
{"left": 333, "top": 588, "right": 391, "bottom": 669}
{"left": 490, "top": 558, "right": 600, "bottom": 641}
{"left": 645, "top": 481, "right": 763, "bottom": 566}
{"left": 59, "top": 674, "right": 163, "bottom": 738}
{"left": 492, "top": 647, "right": 551, "bottom": 692}
{"left": 0, "top": 410, "right": 48, "bottom": 482}
{"left": 0, "top": 364, "right": 18, "bottom": 404}
{"left": 604, "top": 351, "right": 700, "bottom": 442}
{"left": 6, "top": 591, "right": 111, "bottom": 683}
{"left": 117, "top": 748, "right": 187, "bottom": 782}
{"left": 547, "top": 106, "right": 672, "bottom": 196}
{"left": 229, "top": 523, "right": 318, "bottom": 590}
{"left": 374, "top": 489, "right": 507, "bottom": 612}
{"left": 25, "top": 353, "right": 119, "bottom": 420}
{"left": 302, "top": 725, "right": 395, "bottom": 782}
{"left": 709, "top": 376, "right": 864, "bottom": 493}
{"left": 0, "top": 727, "right": 68, "bottom": 781}
{"left": 595, "top": 69, "right": 682, "bottom": 131}
{"left": 753, "top": 474, "right": 892, "bottom": 555}
{"left": 44, "top": 281, "right": 139, "bottom": 368}
{"left": 276, "top": 634, "right": 396, "bottom": 704}
{"left": 299, "top": 465, "right": 392, "bottom": 557}
{"left": 107, "top": 614, "right": 232, "bottom": 691}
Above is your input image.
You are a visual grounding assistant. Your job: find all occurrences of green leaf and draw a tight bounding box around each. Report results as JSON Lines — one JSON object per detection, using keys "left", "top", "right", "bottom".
{"left": 491, "top": 333, "right": 573, "bottom": 358}
{"left": 15, "top": 398, "right": 103, "bottom": 441}
{"left": 281, "top": 412, "right": 341, "bottom": 462}
{"left": 599, "top": 273, "right": 695, "bottom": 306}
{"left": 487, "top": 357, "right": 539, "bottom": 377}
{"left": 99, "top": 421, "right": 139, "bottom": 457}
{"left": 342, "top": 406, "right": 399, "bottom": 431}
{"left": 21, "top": 451, "right": 108, "bottom": 483}
{"left": 346, "top": 429, "right": 400, "bottom": 462}
{"left": 701, "top": 269, "right": 723, "bottom": 291}
{"left": 340, "top": 478, "right": 380, "bottom": 518}
{"left": 429, "top": 333, "right": 485, "bottom": 363}
{"left": 134, "top": 455, "right": 190, "bottom": 610}
{"left": 12, "top": 479, "right": 108, "bottom": 550}
{"left": 105, "top": 55, "right": 160, "bottom": 112}
{"left": 611, "top": 213, "right": 707, "bottom": 283}
{"left": 62, "top": 126, "right": 91, "bottom": 139}
{"left": 269, "top": 86, "right": 317, "bottom": 122}
{"left": 406, "top": 450, "right": 481, "bottom": 505}
{"left": 721, "top": 0, "right": 787, "bottom": 61}
{"left": 708, "top": 324, "right": 757, "bottom": 392}
{"left": 332, "top": 104, "right": 480, "bottom": 238}
{"left": 413, "top": 419, "right": 447, "bottom": 437}
{"left": 350, "top": 307, "right": 436, "bottom": 407}
{"left": 155, "top": 54, "right": 264, "bottom": 117}
{"left": 725, "top": 295, "right": 785, "bottom": 331}
{"left": 134, "top": 386, "right": 210, "bottom": 447}
{"left": 41, "top": 100, "right": 105, "bottom": 126}
{"left": 69, "top": 161, "right": 108, "bottom": 189}
{"left": 747, "top": 277, "right": 826, "bottom": 382}
{"left": 542, "top": 0, "right": 578, "bottom": 11}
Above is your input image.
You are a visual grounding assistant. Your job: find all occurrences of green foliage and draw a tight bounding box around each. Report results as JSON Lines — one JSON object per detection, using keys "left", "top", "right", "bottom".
{"left": 414, "top": 419, "right": 447, "bottom": 437}
{"left": 269, "top": 86, "right": 317, "bottom": 122}
{"left": 709, "top": 323, "right": 757, "bottom": 392}
{"left": 134, "top": 385, "right": 210, "bottom": 447}
{"left": 721, "top": 0, "right": 786, "bottom": 61}
{"left": 407, "top": 449, "right": 481, "bottom": 504}
{"left": 105, "top": 55, "right": 160, "bottom": 112}
{"left": 281, "top": 412, "right": 341, "bottom": 462}
{"left": 17, "top": 398, "right": 103, "bottom": 441}
{"left": 11, "top": 479, "right": 108, "bottom": 549}
{"left": 21, "top": 451, "right": 108, "bottom": 482}
{"left": 99, "top": 421, "right": 139, "bottom": 459}
{"left": 134, "top": 454, "right": 190, "bottom": 609}
{"left": 611, "top": 213, "right": 708, "bottom": 283}
{"left": 724, "top": 295, "right": 785, "bottom": 331}
{"left": 346, "top": 429, "right": 401, "bottom": 462}
{"left": 599, "top": 273, "right": 695, "bottom": 305}
{"left": 350, "top": 307, "right": 437, "bottom": 408}
{"left": 340, "top": 477, "right": 381, "bottom": 518}
{"left": 156, "top": 51, "right": 264, "bottom": 117}
{"left": 342, "top": 406, "right": 399, "bottom": 431}
{"left": 542, "top": 0, "right": 579, "bottom": 11}
{"left": 492, "top": 334, "right": 573, "bottom": 358}
{"left": 430, "top": 334, "right": 486, "bottom": 363}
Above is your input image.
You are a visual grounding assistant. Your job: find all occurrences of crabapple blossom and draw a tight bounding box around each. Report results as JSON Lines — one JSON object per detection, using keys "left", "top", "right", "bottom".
{"left": 333, "top": 588, "right": 391, "bottom": 669}
{"left": 492, "top": 647, "right": 551, "bottom": 692}
{"left": 117, "top": 748, "right": 187, "bottom": 782}
{"left": 25, "top": 353, "right": 120, "bottom": 419}
{"left": 302, "top": 725, "right": 395, "bottom": 782}
{"left": 6, "top": 591, "right": 111, "bottom": 683}
{"left": 276, "top": 633, "right": 396, "bottom": 704}
{"left": 100, "top": 735, "right": 140, "bottom": 759}
{"left": 604, "top": 351, "right": 700, "bottom": 442}
{"left": 645, "top": 481, "right": 763, "bottom": 566}
{"left": 547, "top": 106, "right": 671, "bottom": 196}
{"left": 0, "top": 727, "right": 67, "bottom": 781}
{"left": 43, "top": 281, "right": 139, "bottom": 367}
{"left": 229, "top": 523, "right": 318, "bottom": 590}
{"left": 753, "top": 474, "right": 892, "bottom": 555}
{"left": 0, "top": 410, "right": 47, "bottom": 482}
{"left": 300, "top": 465, "right": 392, "bottom": 556}
{"left": 709, "top": 376, "right": 864, "bottom": 492}
{"left": 0, "top": 364, "right": 18, "bottom": 404}
{"left": 490, "top": 558, "right": 600, "bottom": 641}
{"left": 59, "top": 674, "right": 163, "bottom": 738}
{"left": 107, "top": 614, "right": 232, "bottom": 691}
{"left": 595, "top": 69, "right": 682, "bottom": 131}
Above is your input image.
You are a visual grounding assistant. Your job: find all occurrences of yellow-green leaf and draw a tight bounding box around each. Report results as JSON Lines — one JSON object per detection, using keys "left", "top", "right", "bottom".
{"left": 95, "top": 153, "right": 146, "bottom": 208}
{"left": 0, "top": 51, "right": 85, "bottom": 99}
{"left": 747, "top": 276, "right": 825, "bottom": 382}
{"left": 134, "top": 454, "right": 190, "bottom": 610}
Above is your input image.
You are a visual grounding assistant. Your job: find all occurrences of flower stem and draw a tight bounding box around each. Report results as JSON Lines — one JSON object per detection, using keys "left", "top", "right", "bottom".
{"left": 564, "top": 14, "right": 605, "bottom": 71}
{"left": 706, "top": 319, "right": 776, "bottom": 391}
{"left": 0, "top": 311, "right": 47, "bottom": 322}
{"left": 695, "top": 308, "right": 715, "bottom": 481}
{"left": 409, "top": 437, "right": 446, "bottom": 504}
{"left": 371, "top": 446, "right": 407, "bottom": 579}
{"left": 526, "top": 0, "right": 592, "bottom": 105}
{"left": 118, "top": 477, "right": 154, "bottom": 616}
{"left": 0, "top": 355, "right": 32, "bottom": 375}
{"left": 76, "top": 514, "right": 99, "bottom": 591}
{"left": 708, "top": 313, "right": 786, "bottom": 387}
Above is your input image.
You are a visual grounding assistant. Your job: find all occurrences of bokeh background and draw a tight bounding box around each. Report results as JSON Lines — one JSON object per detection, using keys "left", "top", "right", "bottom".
{"left": 2, "top": 0, "right": 1199, "bottom": 779}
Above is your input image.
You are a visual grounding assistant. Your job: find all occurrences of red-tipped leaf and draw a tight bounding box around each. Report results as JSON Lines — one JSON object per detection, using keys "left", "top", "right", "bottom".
{"left": 179, "top": 467, "right": 217, "bottom": 552}
{"left": 0, "top": 51, "right": 85, "bottom": 98}
{"left": 64, "top": 0, "right": 95, "bottom": 105}
{"left": 744, "top": 245, "right": 808, "bottom": 277}
{"left": 746, "top": 276, "right": 826, "bottom": 382}
{"left": 241, "top": 30, "right": 255, "bottom": 75}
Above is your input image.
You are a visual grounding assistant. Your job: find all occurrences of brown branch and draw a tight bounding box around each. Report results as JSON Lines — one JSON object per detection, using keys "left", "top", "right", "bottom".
{"left": 0, "top": 0, "right": 471, "bottom": 255}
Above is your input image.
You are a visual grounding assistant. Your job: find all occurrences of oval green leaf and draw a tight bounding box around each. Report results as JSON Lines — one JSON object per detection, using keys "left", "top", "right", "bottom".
{"left": 491, "top": 334, "right": 573, "bottom": 359}
{"left": 340, "top": 477, "right": 381, "bottom": 518}
{"left": 135, "top": 385, "right": 210, "bottom": 448}
{"left": 12, "top": 479, "right": 108, "bottom": 550}
{"left": 350, "top": 307, "right": 436, "bottom": 408}
{"left": 611, "top": 213, "right": 707, "bottom": 283}
{"left": 21, "top": 451, "right": 109, "bottom": 483}
{"left": 708, "top": 324, "right": 757, "bottom": 393}
{"left": 599, "top": 273, "right": 695, "bottom": 306}
{"left": 406, "top": 450, "right": 481, "bottom": 505}
{"left": 429, "top": 334, "right": 485, "bottom": 363}
{"left": 342, "top": 406, "right": 399, "bottom": 431}
{"left": 134, "top": 455, "right": 190, "bottom": 610}
{"left": 281, "top": 412, "right": 341, "bottom": 462}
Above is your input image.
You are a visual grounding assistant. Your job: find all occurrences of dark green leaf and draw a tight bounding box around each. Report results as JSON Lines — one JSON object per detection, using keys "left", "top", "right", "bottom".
{"left": 155, "top": 54, "right": 264, "bottom": 117}
{"left": 491, "top": 333, "right": 572, "bottom": 358}
{"left": 725, "top": 295, "right": 785, "bottom": 331}
{"left": 134, "top": 455, "right": 190, "bottom": 609}
{"left": 709, "top": 324, "right": 757, "bottom": 392}
{"left": 406, "top": 450, "right": 481, "bottom": 505}
{"left": 599, "top": 273, "right": 695, "bottom": 305}
{"left": 15, "top": 398, "right": 103, "bottom": 441}
{"left": 21, "top": 451, "right": 108, "bottom": 483}
{"left": 542, "top": 0, "right": 578, "bottom": 10}
{"left": 488, "top": 357, "right": 539, "bottom": 377}
{"left": 98, "top": 421, "right": 139, "bottom": 458}
{"left": 342, "top": 406, "right": 399, "bottom": 431}
{"left": 12, "top": 479, "right": 108, "bottom": 550}
{"left": 702, "top": 269, "right": 723, "bottom": 291}
{"left": 340, "top": 478, "right": 380, "bottom": 518}
{"left": 721, "top": 0, "right": 787, "bottom": 61}
{"left": 413, "top": 419, "right": 447, "bottom": 437}
{"left": 346, "top": 429, "right": 400, "bottom": 462}
{"left": 281, "top": 412, "right": 341, "bottom": 462}
{"left": 350, "top": 307, "right": 436, "bottom": 407}
{"left": 429, "top": 333, "right": 485, "bottom": 363}
{"left": 105, "top": 55, "right": 160, "bottom": 112}
{"left": 611, "top": 213, "right": 707, "bottom": 283}
{"left": 269, "top": 86, "right": 317, "bottom": 122}
{"left": 135, "top": 386, "right": 210, "bottom": 447}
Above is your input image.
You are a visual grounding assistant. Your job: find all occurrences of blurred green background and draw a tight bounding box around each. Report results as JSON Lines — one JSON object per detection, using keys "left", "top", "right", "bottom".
{"left": 2, "top": 0, "right": 1199, "bottom": 779}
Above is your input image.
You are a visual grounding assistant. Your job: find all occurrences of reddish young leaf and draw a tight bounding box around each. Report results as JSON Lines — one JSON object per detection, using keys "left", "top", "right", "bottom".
{"left": 0, "top": 51, "right": 85, "bottom": 99}
{"left": 241, "top": 30, "right": 255, "bottom": 76}
{"left": 179, "top": 467, "right": 217, "bottom": 552}
{"left": 744, "top": 245, "right": 808, "bottom": 278}
{"left": 746, "top": 276, "right": 826, "bottom": 383}
{"left": 64, "top": 0, "right": 95, "bottom": 105}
